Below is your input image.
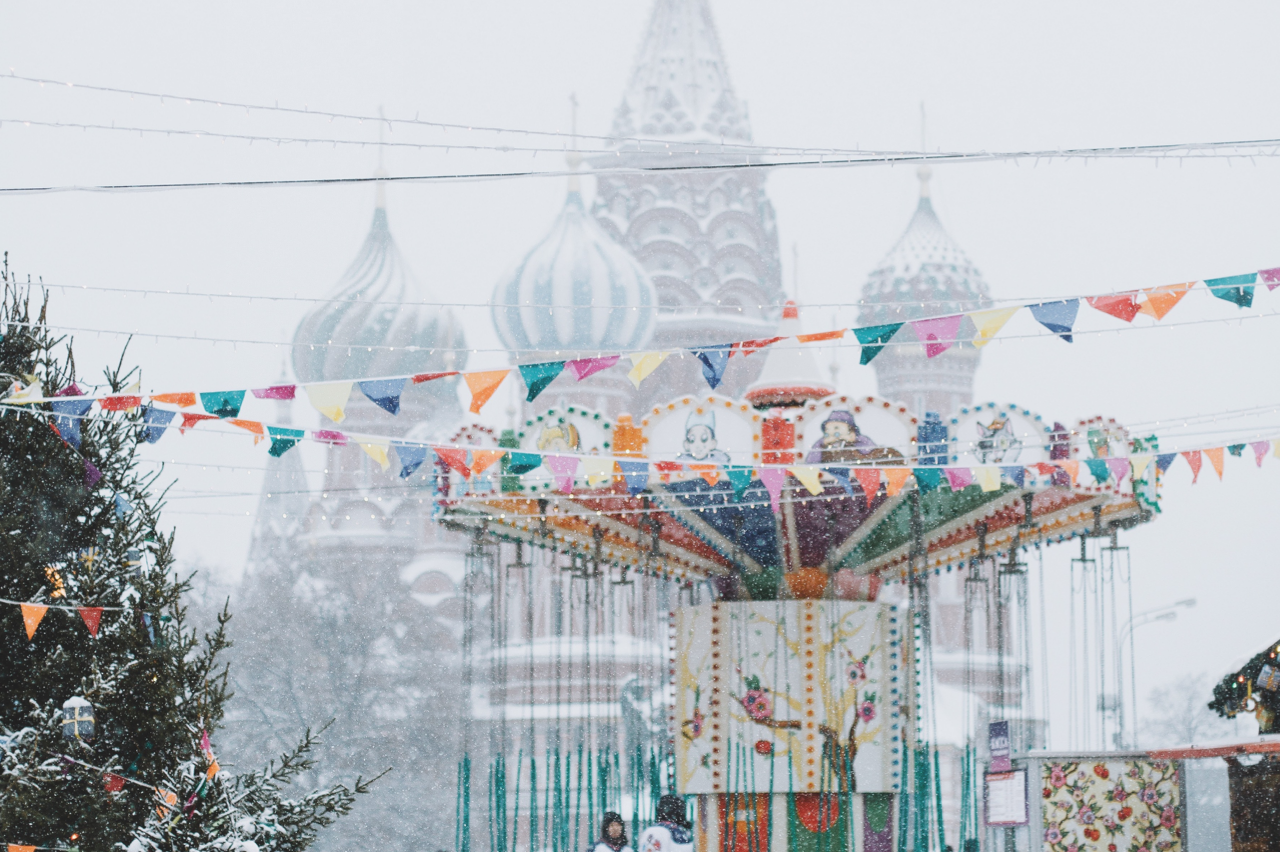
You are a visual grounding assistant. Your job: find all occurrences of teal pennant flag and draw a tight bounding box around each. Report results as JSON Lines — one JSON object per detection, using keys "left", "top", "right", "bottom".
{"left": 267, "top": 426, "right": 304, "bottom": 458}
{"left": 1205, "top": 273, "right": 1256, "bottom": 308}
{"left": 518, "top": 361, "right": 566, "bottom": 403}
{"left": 200, "top": 390, "right": 246, "bottom": 419}
{"left": 854, "top": 323, "right": 904, "bottom": 365}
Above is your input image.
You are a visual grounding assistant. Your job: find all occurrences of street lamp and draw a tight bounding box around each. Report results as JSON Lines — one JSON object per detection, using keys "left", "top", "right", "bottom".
{"left": 1116, "top": 598, "right": 1195, "bottom": 747}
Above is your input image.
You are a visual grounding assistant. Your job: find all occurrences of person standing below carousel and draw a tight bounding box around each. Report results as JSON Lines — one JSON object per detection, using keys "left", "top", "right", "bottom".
{"left": 592, "top": 812, "right": 634, "bottom": 852}
{"left": 637, "top": 795, "right": 693, "bottom": 852}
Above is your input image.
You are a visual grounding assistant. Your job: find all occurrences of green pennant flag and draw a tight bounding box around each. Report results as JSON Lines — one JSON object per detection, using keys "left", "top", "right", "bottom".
{"left": 854, "top": 323, "right": 904, "bottom": 365}
{"left": 506, "top": 452, "right": 542, "bottom": 475}
{"left": 1085, "top": 458, "right": 1111, "bottom": 483}
{"left": 912, "top": 467, "right": 944, "bottom": 493}
{"left": 200, "top": 390, "right": 246, "bottom": 419}
{"left": 726, "top": 466, "right": 754, "bottom": 501}
{"left": 267, "top": 426, "right": 304, "bottom": 458}
{"left": 518, "top": 361, "right": 566, "bottom": 403}
{"left": 1205, "top": 273, "right": 1256, "bottom": 308}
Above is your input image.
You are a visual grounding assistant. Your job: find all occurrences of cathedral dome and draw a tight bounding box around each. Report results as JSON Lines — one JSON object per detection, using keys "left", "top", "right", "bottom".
{"left": 858, "top": 167, "right": 991, "bottom": 327}
{"left": 292, "top": 195, "right": 465, "bottom": 383}
{"left": 492, "top": 187, "right": 656, "bottom": 359}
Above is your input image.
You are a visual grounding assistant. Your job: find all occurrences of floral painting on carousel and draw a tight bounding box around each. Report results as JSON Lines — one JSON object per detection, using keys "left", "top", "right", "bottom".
{"left": 1041, "top": 760, "right": 1182, "bottom": 852}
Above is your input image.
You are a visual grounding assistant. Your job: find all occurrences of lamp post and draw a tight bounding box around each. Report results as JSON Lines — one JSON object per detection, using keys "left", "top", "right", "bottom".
{"left": 1116, "top": 598, "right": 1196, "bottom": 747}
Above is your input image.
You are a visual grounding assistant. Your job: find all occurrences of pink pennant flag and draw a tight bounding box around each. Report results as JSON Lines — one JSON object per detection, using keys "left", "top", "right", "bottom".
{"left": 252, "top": 385, "right": 296, "bottom": 400}
{"left": 759, "top": 467, "right": 787, "bottom": 513}
{"left": 911, "top": 315, "right": 963, "bottom": 359}
{"left": 545, "top": 455, "right": 579, "bottom": 493}
{"left": 1105, "top": 458, "right": 1130, "bottom": 482}
{"left": 1250, "top": 440, "right": 1270, "bottom": 467}
{"left": 1260, "top": 267, "right": 1280, "bottom": 291}
{"left": 564, "top": 355, "right": 621, "bottom": 381}
{"left": 314, "top": 430, "right": 348, "bottom": 446}
{"left": 944, "top": 467, "right": 974, "bottom": 491}
{"left": 1182, "top": 450, "right": 1202, "bottom": 483}
{"left": 853, "top": 468, "right": 881, "bottom": 500}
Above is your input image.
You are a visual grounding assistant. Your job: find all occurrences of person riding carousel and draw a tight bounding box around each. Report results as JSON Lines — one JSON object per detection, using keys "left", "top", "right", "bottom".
{"left": 637, "top": 795, "right": 693, "bottom": 852}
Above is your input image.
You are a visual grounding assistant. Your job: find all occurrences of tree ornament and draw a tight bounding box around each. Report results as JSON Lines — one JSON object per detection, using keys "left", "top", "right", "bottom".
{"left": 61, "top": 696, "right": 95, "bottom": 742}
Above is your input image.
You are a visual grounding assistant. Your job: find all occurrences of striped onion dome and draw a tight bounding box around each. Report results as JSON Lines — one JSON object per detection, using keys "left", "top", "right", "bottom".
{"left": 858, "top": 167, "right": 991, "bottom": 327}
{"left": 292, "top": 198, "right": 466, "bottom": 383}
{"left": 492, "top": 186, "right": 656, "bottom": 359}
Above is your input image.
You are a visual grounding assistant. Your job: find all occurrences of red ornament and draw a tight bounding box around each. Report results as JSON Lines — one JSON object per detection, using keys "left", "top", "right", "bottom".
{"left": 104, "top": 773, "right": 125, "bottom": 793}
{"left": 754, "top": 740, "right": 772, "bottom": 756}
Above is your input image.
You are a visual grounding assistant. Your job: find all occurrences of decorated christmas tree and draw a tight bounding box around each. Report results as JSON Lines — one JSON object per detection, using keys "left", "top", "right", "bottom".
{"left": 0, "top": 261, "right": 370, "bottom": 852}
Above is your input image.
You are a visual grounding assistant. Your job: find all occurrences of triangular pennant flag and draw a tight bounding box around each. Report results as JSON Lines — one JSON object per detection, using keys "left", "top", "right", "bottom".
{"left": 968, "top": 306, "right": 1020, "bottom": 349}
{"left": 1029, "top": 299, "right": 1080, "bottom": 342}
{"left": 944, "top": 467, "right": 974, "bottom": 491}
{"left": 304, "top": 381, "right": 354, "bottom": 423}
{"left": 1139, "top": 281, "right": 1194, "bottom": 320}
{"left": 653, "top": 461, "right": 682, "bottom": 483}
{"left": 412, "top": 371, "right": 459, "bottom": 384}
{"left": 464, "top": 370, "right": 509, "bottom": 414}
{"left": 1155, "top": 453, "right": 1178, "bottom": 473}
{"left": 913, "top": 467, "right": 943, "bottom": 493}
{"left": 199, "top": 390, "right": 245, "bottom": 419}
{"left": 583, "top": 457, "right": 614, "bottom": 487}
{"left": 506, "top": 452, "right": 542, "bottom": 475}
{"left": 911, "top": 315, "right": 963, "bottom": 358}
{"left": 1058, "top": 460, "right": 1080, "bottom": 485}
{"left": 249, "top": 385, "right": 294, "bottom": 400}
{"left": 726, "top": 466, "right": 754, "bottom": 501}
{"left": 1086, "top": 293, "right": 1141, "bottom": 323}
{"left": 853, "top": 468, "right": 881, "bottom": 500}
{"left": 4, "top": 380, "right": 42, "bottom": 404}
{"left": 471, "top": 449, "right": 506, "bottom": 477}
{"left": 1260, "top": 267, "right": 1280, "bottom": 291}
{"left": 391, "top": 442, "right": 430, "bottom": 479}
{"left": 1000, "top": 466, "right": 1027, "bottom": 488}
{"left": 687, "top": 464, "right": 720, "bottom": 487}
{"left": 358, "top": 378, "right": 407, "bottom": 415}
{"left": 689, "top": 344, "right": 734, "bottom": 390}
{"left": 9, "top": 844, "right": 37, "bottom": 852}
{"left": 973, "top": 466, "right": 1001, "bottom": 492}
{"left": 1182, "top": 450, "right": 1202, "bottom": 483}
{"left": 759, "top": 467, "right": 787, "bottom": 513}
{"left": 267, "top": 426, "right": 304, "bottom": 458}
{"left": 229, "top": 419, "right": 265, "bottom": 444}
{"left": 104, "top": 773, "right": 126, "bottom": 793}
{"left": 1085, "top": 458, "right": 1111, "bottom": 484}
{"left": 1275, "top": 439, "right": 1280, "bottom": 459}
{"left": 1250, "top": 441, "right": 1270, "bottom": 467}
{"left": 436, "top": 447, "right": 472, "bottom": 479}
{"left": 545, "top": 455, "right": 579, "bottom": 493}
{"left": 21, "top": 603, "right": 48, "bottom": 640}
{"left": 824, "top": 467, "right": 855, "bottom": 496}
{"left": 788, "top": 465, "right": 824, "bottom": 496}
{"left": 151, "top": 391, "right": 198, "bottom": 407}
{"left": 618, "top": 460, "right": 650, "bottom": 496}
{"left": 313, "top": 429, "right": 347, "bottom": 446}
{"left": 358, "top": 438, "right": 392, "bottom": 472}
{"left": 51, "top": 397, "right": 94, "bottom": 449}
{"left": 114, "top": 493, "right": 133, "bottom": 518}
{"left": 796, "top": 329, "right": 846, "bottom": 343}
{"left": 84, "top": 459, "right": 102, "bottom": 488}
{"left": 1106, "top": 458, "right": 1130, "bottom": 482}
{"left": 565, "top": 355, "right": 620, "bottom": 381}
{"left": 179, "top": 412, "right": 219, "bottom": 433}
{"left": 736, "top": 336, "right": 785, "bottom": 357}
{"left": 855, "top": 323, "right": 904, "bottom": 365}
{"left": 1131, "top": 455, "right": 1153, "bottom": 479}
{"left": 100, "top": 394, "right": 142, "bottom": 412}
{"left": 884, "top": 467, "right": 912, "bottom": 497}
{"left": 518, "top": 362, "right": 565, "bottom": 402}
{"left": 1228, "top": 443, "right": 1245, "bottom": 457}
{"left": 1204, "top": 446, "right": 1224, "bottom": 480}
{"left": 79, "top": 607, "right": 104, "bottom": 637}
{"left": 1205, "top": 273, "right": 1256, "bottom": 308}
{"left": 627, "top": 352, "right": 669, "bottom": 388}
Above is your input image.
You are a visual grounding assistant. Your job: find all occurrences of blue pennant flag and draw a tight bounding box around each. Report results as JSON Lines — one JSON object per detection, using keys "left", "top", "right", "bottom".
{"left": 689, "top": 344, "right": 734, "bottom": 390}
{"left": 200, "top": 390, "right": 246, "bottom": 419}
{"left": 824, "top": 467, "right": 856, "bottom": 497}
{"left": 52, "top": 398, "right": 94, "bottom": 448}
{"left": 854, "top": 323, "right": 904, "bottom": 365}
{"left": 618, "top": 460, "right": 650, "bottom": 496}
{"left": 1155, "top": 453, "right": 1178, "bottom": 473}
{"left": 358, "top": 378, "right": 407, "bottom": 415}
{"left": 506, "top": 452, "right": 542, "bottom": 475}
{"left": 913, "top": 468, "right": 944, "bottom": 493}
{"left": 113, "top": 493, "right": 134, "bottom": 518}
{"left": 518, "top": 362, "right": 566, "bottom": 403}
{"left": 1085, "top": 458, "right": 1111, "bottom": 483}
{"left": 726, "top": 466, "right": 754, "bottom": 501}
{"left": 267, "top": 426, "right": 304, "bottom": 458}
{"left": 1000, "top": 466, "right": 1026, "bottom": 488}
{"left": 140, "top": 406, "right": 176, "bottom": 444}
{"left": 1205, "top": 273, "right": 1256, "bottom": 308}
{"left": 1029, "top": 299, "right": 1080, "bottom": 342}
{"left": 391, "top": 442, "right": 431, "bottom": 479}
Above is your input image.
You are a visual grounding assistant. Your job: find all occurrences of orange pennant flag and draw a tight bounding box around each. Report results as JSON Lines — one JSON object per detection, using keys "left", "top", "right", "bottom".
{"left": 150, "top": 392, "right": 196, "bottom": 407}
{"left": 1182, "top": 450, "right": 1202, "bottom": 483}
{"left": 796, "top": 329, "right": 846, "bottom": 343}
{"left": 20, "top": 603, "right": 48, "bottom": 640}
{"left": 79, "top": 607, "right": 104, "bottom": 637}
{"left": 687, "top": 463, "right": 721, "bottom": 486}
{"left": 883, "top": 467, "right": 912, "bottom": 497}
{"left": 1204, "top": 446, "right": 1224, "bottom": 480}
{"left": 156, "top": 788, "right": 178, "bottom": 816}
{"left": 9, "top": 844, "right": 37, "bottom": 852}
{"left": 463, "top": 370, "right": 509, "bottom": 414}
{"left": 1057, "top": 460, "right": 1080, "bottom": 485}
{"left": 206, "top": 760, "right": 220, "bottom": 779}
{"left": 470, "top": 449, "right": 506, "bottom": 476}
{"left": 229, "top": 419, "right": 265, "bottom": 445}
{"left": 853, "top": 467, "right": 881, "bottom": 500}
{"left": 1138, "top": 281, "right": 1194, "bottom": 320}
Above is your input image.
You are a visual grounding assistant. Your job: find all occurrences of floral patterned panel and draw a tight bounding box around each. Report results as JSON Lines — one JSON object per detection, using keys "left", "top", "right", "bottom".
{"left": 1041, "top": 760, "right": 1182, "bottom": 852}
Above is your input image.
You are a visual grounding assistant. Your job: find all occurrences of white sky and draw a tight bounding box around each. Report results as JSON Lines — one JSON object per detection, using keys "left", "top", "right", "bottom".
{"left": 2, "top": 1, "right": 1278, "bottom": 745}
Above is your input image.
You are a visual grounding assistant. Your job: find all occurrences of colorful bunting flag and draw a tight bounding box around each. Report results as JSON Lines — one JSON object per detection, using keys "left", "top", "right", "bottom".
{"left": 518, "top": 362, "right": 565, "bottom": 402}
{"left": 51, "top": 397, "right": 93, "bottom": 449}
{"left": 464, "top": 370, "right": 509, "bottom": 414}
{"left": 104, "top": 773, "right": 126, "bottom": 793}
{"left": 114, "top": 493, "right": 133, "bottom": 518}
{"left": 412, "top": 371, "right": 459, "bottom": 384}
{"left": 1001, "top": 465, "right": 1026, "bottom": 488}
{"left": 1204, "top": 446, "right": 1224, "bottom": 480}
{"left": 1261, "top": 267, "right": 1280, "bottom": 291}
{"left": 1106, "top": 458, "right": 1130, "bottom": 482}
{"left": 250, "top": 385, "right": 295, "bottom": 401}
{"left": 913, "top": 468, "right": 943, "bottom": 493}
{"left": 1155, "top": 453, "right": 1178, "bottom": 473}
{"left": 968, "top": 307, "right": 1020, "bottom": 348}
{"left": 4, "top": 380, "right": 42, "bottom": 404}
{"left": 358, "top": 438, "right": 391, "bottom": 472}
{"left": 471, "top": 449, "right": 506, "bottom": 477}
{"left": 545, "top": 455, "right": 579, "bottom": 493}
{"left": 304, "top": 381, "right": 353, "bottom": 423}
{"left": 618, "top": 460, "right": 650, "bottom": 496}
{"left": 79, "top": 607, "right": 104, "bottom": 637}
{"left": 313, "top": 429, "right": 347, "bottom": 446}
{"left": 1086, "top": 293, "right": 1141, "bottom": 323}
{"left": 1138, "top": 281, "right": 1194, "bottom": 320}
{"left": 229, "top": 419, "right": 264, "bottom": 444}
{"left": 179, "top": 412, "right": 219, "bottom": 433}
{"left": 1182, "top": 450, "right": 1202, "bottom": 483}
{"left": 1131, "top": 455, "right": 1153, "bottom": 478}
{"left": 100, "top": 393, "right": 142, "bottom": 412}
{"left": 944, "top": 467, "right": 974, "bottom": 491}
{"left": 884, "top": 467, "right": 912, "bottom": 497}
{"left": 267, "top": 427, "right": 304, "bottom": 458}
{"left": 788, "top": 465, "right": 824, "bottom": 496}
{"left": 824, "top": 467, "right": 855, "bottom": 497}
{"left": 83, "top": 459, "right": 102, "bottom": 488}
{"left": 358, "top": 378, "right": 407, "bottom": 415}
{"left": 583, "top": 457, "right": 614, "bottom": 487}
{"left": 726, "top": 466, "right": 753, "bottom": 500}
{"left": 506, "top": 452, "right": 542, "bottom": 475}
{"left": 736, "top": 337, "right": 785, "bottom": 357}
{"left": 565, "top": 355, "right": 620, "bottom": 381}
{"left": 796, "top": 329, "right": 846, "bottom": 343}
{"left": 1058, "top": 460, "right": 1080, "bottom": 485}
{"left": 436, "top": 447, "right": 471, "bottom": 479}
{"left": 1205, "top": 273, "right": 1256, "bottom": 308}
{"left": 689, "top": 344, "right": 734, "bottom": 390}
{"left": 973, "top": 467, "right": 1001, "bottom": 492}
{"left": 1029, "top": 299, "right": 1080, "bottom": 342}
{"left": 910, "top": 315, "right": 963, "bottom": 358}
{"left": 199, "top": 390, "right": 245, "bottom": 419}
{"left": 391, "top": 442, "right": 430, "bottom": 478}
{"left": 20, "top": 603, "right": 47, "bottom": 640}
{"left": 626, "top": 352, "right": 669, "bottom": 388}
{"left": 1085, "top": 458, "right": 1111, "bottom": 483}
{"left": 1250, "top": 441, "right": 1270, "bottom": 467}
{"left": 853, "top": 467, "right": 881, "bottom": 500}
{"left": 855, "top": 323, "right": 904, "bottom": 364}
{"left": 759, "top": 467, "right": 786, "bottom": 513}
{"left": 1228, "top": 444, "right": 1245, "bottom": 457}
{"left": 150, "top": 391, "right": 197, "bottom": 407}
{"left": 687, "top": 464, "right": 720, "bottom": 487}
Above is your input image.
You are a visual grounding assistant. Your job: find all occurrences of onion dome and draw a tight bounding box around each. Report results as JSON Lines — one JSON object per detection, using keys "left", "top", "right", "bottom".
{"left": 858, "top": 167, "right": 991, "bottom": 327}
{"left": 292, "top": 193, "right": 465, "bottom": 383}
{"left": 744, "top": 301, "right": 834, "bottom": 409}
{"left": 492, "top": 183, "right": 656, "bottom": 359}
